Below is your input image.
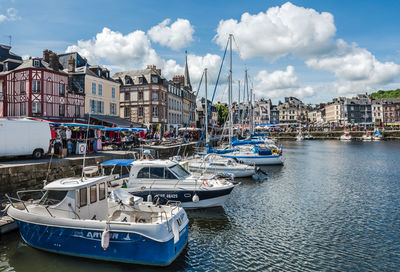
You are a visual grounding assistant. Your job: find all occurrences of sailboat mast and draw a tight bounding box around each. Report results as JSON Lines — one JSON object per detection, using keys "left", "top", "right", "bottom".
{"left": 229, "top": 34, "right": 233, "bottom": 147}
{"left": 250, "top": 87, "right": 254, "bottom": 135}
{"left": 204, "top": 68, "right": 208, "bottom": 146}
{"left": 238, "top": 80, "right": 241, "bottom": 137}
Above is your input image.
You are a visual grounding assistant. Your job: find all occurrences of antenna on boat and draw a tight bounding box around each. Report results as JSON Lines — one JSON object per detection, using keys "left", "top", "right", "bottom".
{"left": 81, "top": 112, "right": 91, "bottom": 181}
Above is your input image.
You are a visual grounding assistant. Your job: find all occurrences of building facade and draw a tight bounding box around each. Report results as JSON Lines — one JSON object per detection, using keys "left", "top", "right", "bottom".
{"left": 277, "top": 97, "right": 307, "bottom": 124}
{"left": 167, "top": 81, "right": 183, "bottom": 134}
{"left": 0, "top": 50, "right": 84, "bottom": 120}
{"left": 58, "top": 52, "right": 120, "bottom": 117}
{"left": 113, "top": 65, "right": 168, "bottom": 133}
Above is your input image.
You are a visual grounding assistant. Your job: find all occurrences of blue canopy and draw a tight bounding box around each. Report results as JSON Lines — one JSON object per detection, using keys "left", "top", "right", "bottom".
{"left": 101, "top": 127, "right": 149, "bottom": 132}
{"left": 231, "top": 137, "right": 264, "bottom": 147}
{"left": 101, "top": 159, "right": 136, "bottom": 167}
{"left": 50, "top": 122, "right": 105, "bottom": 129}
{"left": 206, "top": 144, "right": 238, "bottom": 154}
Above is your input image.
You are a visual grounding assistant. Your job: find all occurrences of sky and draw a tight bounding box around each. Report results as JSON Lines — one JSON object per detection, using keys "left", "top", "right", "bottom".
{"left": 1, "top": 0, "right": 400, "bottom": 104}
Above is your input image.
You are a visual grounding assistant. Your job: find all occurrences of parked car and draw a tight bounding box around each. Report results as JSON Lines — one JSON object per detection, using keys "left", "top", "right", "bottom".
{"left": 0, "top": 119, "right": 51, "bottom": 159}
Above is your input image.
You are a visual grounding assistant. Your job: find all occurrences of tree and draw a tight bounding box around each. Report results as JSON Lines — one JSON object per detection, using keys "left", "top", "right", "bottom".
{"left": 216, "top": 104, "right": 229, "bottom": 126}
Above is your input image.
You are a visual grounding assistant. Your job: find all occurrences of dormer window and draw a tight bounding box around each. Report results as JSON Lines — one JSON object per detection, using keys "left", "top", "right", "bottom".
{"left": 33, "top": 60, "right": 40, "bottom": 68}
{"left": 152, "top": 75, "right": 159, "bottom": 84}
{"left": 98, "top": 69, "right": 101, "bottom": 77}
{"left": 4, "top": 62, "right": 8, "bottom": 71}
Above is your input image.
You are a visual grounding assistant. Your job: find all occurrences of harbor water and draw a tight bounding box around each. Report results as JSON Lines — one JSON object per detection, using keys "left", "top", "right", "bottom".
{"left": 1, "top": 141, "right": 399, "bottom": 271}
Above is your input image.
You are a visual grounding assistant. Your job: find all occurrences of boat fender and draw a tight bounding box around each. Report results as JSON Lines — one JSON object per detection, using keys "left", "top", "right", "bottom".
{"left": 101, "top": 226, "right": 110, "bottom": 250}
{"left": 147, "top": 194, "right": 153, "bottom": 202}
{"left": 192, "top": 194, "right": 199, "bottom": 203}
{"left": 172, "top": 220, "right": 180, "bottom": 244}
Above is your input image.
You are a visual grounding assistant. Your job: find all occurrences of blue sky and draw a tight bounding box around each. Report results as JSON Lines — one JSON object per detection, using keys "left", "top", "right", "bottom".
{"left": 1, "top": 0, "right": 400, "bottom": 104}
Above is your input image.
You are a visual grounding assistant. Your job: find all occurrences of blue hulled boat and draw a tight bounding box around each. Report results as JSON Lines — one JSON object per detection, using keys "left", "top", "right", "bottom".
{"left": 6, "top": 175, "right": 188, "bottom": 266}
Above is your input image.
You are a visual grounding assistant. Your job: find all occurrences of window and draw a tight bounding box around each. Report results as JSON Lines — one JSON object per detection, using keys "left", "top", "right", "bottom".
{"left": 152, "top": 75, "right": 159, "bottom": 83}
{"left": 124, "top": 107, "right": 130, "bottom": 118}
{"left": 92, "top": 82, "right": 96, "bottom": 95}
{"left": 79, "top": 188, "right": 87, "bottom": 207}
{"left": 75, "top": 105, "right": 80, "bottom": 117}
{"left": 32, "top": 80, "right": 41, "bottom": 93}
{"left": 59, "top": 83, "right": 65, "bottom": 96}
{"left": 59, "top": 104, "right": 65, "bottom": 116}
{"left": 97, "top": 101, "right": 104, "bottom": 114}
{"left": 111, "top": 87, "right": 115, "bottom": 98}
{"left": 90, "top": 100, "right": 96, "bottom": 113}
{"left": 152, "top": 92, "right": 158, "bottom": 101}
{"left": 98, "top": 84, "right": 103, "bottom": 96}
{"left": 99, "top": 183, "right": 106, "bottom": 200}
{"left": 149, "top": 168, "right": 164, "bottom": 179}
{"left": 32, "top": 102, "right": 41, "bottom": 114}
{"left": 152, "top": 106, "right": 158, "bottom": 117}
{"left": 20, "top": 103, "right": 26, "bottom": 115}
{"left": 20, "top": 81, "right": 26, "bottom": 94}
{"left": 138, "top": 106, "right": 143, "bottom": 117}
{"left": 125, "top": 92, "right": 130, "bottom": 101}
{"left": 138, "top": 91, "right": 143, "bottom": 100}
{"left": 110, "top": 103, "right": 117, "bottom": 115}
{"left": 33, "top": 60, "right": 40, "bottom": 67}
{"left": 137, "top": 167, "right": 149, "bottom": 178}
{"left": 169, "top": 164, "right": 190, "bottom": 179}
{"left": 90, "top": 185, "right": 97, "bottom": 204}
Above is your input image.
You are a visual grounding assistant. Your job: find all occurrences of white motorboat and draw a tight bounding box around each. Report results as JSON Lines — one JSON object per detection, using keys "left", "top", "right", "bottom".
{"left": 362, "top": 132, "right": 372, "bottom": 141}
{"left": 296, "top": 134, "right": 304, "bottom": 141}
{"left": 114, "top": 159, "right": 235, "bottom": 209}
{"left": 6, "top": 175, "right": 188, "bottom": 266}
{"left": 187, "top": 154, "right": 257, "bottom": 178}
{"left": 340, "top": 132, "right": 352, "bottom": 141}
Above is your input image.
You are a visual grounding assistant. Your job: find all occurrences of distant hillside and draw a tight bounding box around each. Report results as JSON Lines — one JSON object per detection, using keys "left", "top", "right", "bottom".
{"left": 371, "top": 89, "right": 400, "bottom": 99}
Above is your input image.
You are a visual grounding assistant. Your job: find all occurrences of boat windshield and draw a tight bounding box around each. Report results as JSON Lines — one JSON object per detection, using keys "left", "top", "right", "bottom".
{"left": 169, "top": 164, "right": 190, "bottom": 179}
{"left": 39, "top": 190, "right": 68, "bottom": 205}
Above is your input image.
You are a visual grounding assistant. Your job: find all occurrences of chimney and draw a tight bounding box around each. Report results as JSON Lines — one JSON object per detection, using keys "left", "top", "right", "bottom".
{"left": 42, "top": 49, "right": 50, "bottom": 63}
{"left": 49, "top": 53, "right": 59, "bottom": 72}
{"left": 68, "top": 56, "right": 75, "bottom": 73}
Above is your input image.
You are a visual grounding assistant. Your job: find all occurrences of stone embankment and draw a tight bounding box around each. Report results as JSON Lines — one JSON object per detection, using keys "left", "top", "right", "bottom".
{"left": 268, "top": 130, "right": 400, "bottom": 140}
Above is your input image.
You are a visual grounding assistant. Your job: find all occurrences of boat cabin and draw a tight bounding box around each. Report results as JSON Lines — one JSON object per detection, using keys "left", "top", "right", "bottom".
{"left": 129, "top": 160, "right": 191, "bottom": 180}
{"left": 27, "top": 175, "right": 116, "bottom": 221}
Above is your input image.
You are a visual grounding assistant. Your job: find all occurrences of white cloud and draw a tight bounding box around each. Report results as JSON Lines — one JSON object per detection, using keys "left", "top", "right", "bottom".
{"left": 0, "top": 7, "right": 19, "bottom": 22}
{"left": 65, "top": 26, "right": 221, "bottom": 87}
{"left": 66, "top": 27, "right": 160, "bottom": 68}
{"left": 306, "top": 39, "right": 400, "bottom": 95}
{"left": 255, "top": 66, "right": 298, "bottom": 90}
{"left": 214, "top": 2, "right": 336, "bottom": 60}
{"left": 148, "top": 18, "right": 194, "bottom": 51}
{"left": 254, "top": 66, "right": 314, "bottom": 99}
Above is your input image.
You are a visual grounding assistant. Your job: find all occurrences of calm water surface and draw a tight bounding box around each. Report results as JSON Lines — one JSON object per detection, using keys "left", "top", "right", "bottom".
{"left": 1, "top": 141, "right": 399, "bottom": 271}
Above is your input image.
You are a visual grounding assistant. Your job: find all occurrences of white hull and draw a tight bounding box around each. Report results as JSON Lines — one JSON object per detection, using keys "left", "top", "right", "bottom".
{"left": 221, "top": 154, "right": 283, "bottom": 166}
{"left": 180, "top": 194, "right": 231, "bottom": 209}
{"left": 188, "top": 165, "right": 256, "bottom": 178}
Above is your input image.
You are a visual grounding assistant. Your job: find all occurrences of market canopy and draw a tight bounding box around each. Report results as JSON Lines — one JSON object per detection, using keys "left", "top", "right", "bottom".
{"left": 89, "top": 114, "right": 145, "bottom": 128}
{"left": 49, "top": 122, "right": 105, "bottom": 129}
{"left": 101, "top": 127, "right": 149, "bottom": 132}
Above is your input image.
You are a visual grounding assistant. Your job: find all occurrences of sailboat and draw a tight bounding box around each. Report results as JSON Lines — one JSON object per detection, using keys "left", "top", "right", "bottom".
{"left": 217, "top": 35, "right": 283, "bottom": 165}
{"left": 186, "top": 68, "right": 257, "bottom": 178}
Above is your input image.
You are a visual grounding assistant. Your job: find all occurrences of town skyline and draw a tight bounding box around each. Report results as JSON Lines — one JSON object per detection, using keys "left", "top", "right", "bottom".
{"left": 1, "top": 0, "right": 400, "bottom": 104}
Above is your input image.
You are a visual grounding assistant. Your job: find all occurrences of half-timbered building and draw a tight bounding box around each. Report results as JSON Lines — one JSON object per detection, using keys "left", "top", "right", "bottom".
{"left": 0, "top": 51, "right": 84, "bottom": 120}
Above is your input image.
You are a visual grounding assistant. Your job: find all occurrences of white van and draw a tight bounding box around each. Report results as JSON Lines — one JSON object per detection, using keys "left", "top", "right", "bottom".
{"left": 0, "top": 119, "right": 51, "bottom": 159}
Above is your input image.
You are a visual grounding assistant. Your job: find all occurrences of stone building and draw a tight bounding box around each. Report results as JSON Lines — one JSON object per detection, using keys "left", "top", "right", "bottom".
{"left": 254, "top": 99, "right": 272, "bottom": 125}
{"left": 113, "top": 65, "right": 169, "bottom": 133}
{"left": 277, "top": 97, "right": 307, "bottom": 124}
{"left": 381, "top": 98, "right": 400, "bottom": 124}
{"left": 58, "top": 52, "right": 120, "bottom": 118}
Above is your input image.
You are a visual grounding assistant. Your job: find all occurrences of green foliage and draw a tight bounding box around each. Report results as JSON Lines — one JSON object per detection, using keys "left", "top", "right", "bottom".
{"left": 216, "top": 104, "right": 229, "bottom": 126}
{"left": 371, "top": 89, "right": 400, "bottom": 99}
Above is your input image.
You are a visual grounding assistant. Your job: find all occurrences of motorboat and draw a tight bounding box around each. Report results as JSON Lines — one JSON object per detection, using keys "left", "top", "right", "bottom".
{"left": 186, "top": 154, "right": 257, "bottom": 178}
{"left": 6, "top": 175, "right": 188, "bottom": 266}
{"left": 114, "top": 159, "right": 235, "bottom": 209}
{"left": 340, "top": 132, "right": 352, "bottom": 141}
{"left": 373, "top": 129, "right": 383, "bottom": 141}
{"left": 362, "top": 132, "right": 372, "bottom": 141}
{"left": 304, "top": 134, "right": 313, "bottom": 140}
{"left": 296, "top": 134, "right": 304, "bottom": 141}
